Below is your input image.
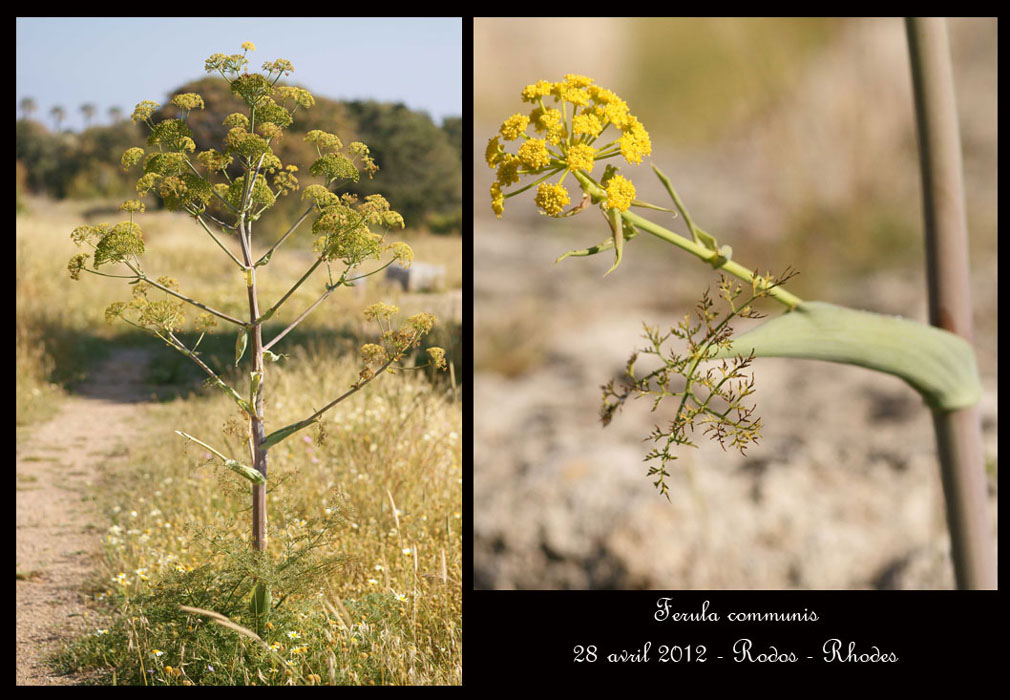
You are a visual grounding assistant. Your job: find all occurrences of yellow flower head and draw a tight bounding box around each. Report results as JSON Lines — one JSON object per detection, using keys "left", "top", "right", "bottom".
{"left": 618, "top": 116, "right": 652, "bottom": 165}
{"left": 131, "top": 100, "right": 160, "bottom": 124}
{"left": 171, "top": 93, "right": 205, "bottom": 112}
{"left": 499, "top": 114, "right": 529, "bottom": 141}
{"left": 572, "top": 112, "right": 603, "bottom": 138}
{"left": 535, "top": 182, "right": 570, "bottom": 217}
{"left": 426, "top": 346, "right": 447, "bottom": 370}
{"left": 590, "top": 87, "right": 632, "bottom": 129}
{"left": 490, "top": 182, "right": 504, "bottom": 219}
{"left": 605, "top": 175, "right": 636, "bottom": 212}
{"left": 529, "top": 106, "right": 565, "bottom": 145}
{"left": 517, "top": 138, "right": 551, "bottom": 170}
{"left": 521, "top": 80, "right": 553, "bottom": 103}
{"left": 363, "top": 302, "right": 398, "bottom": 321}
{"left": 562, "top": 74, "right": 594, "bottom": 88}
{"left": 121, "top": 147, "right": 145, "bottom": 170}
{"left": 494, "top": 154, "right": 522, "bottom": 187}
{"left": 485, "top": 135, "right": 503, "bottom": 168}
{"left": 565, "top": 143, "right": 596, "bottom": 173}
{"left": 489, "top": 76, "right": 650, "bottom": 221}
{"left": 552, "top": 75, "right": 592, "bottom": 107}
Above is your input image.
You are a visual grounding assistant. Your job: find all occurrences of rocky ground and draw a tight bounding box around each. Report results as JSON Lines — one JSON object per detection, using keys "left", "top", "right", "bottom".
{"left": 474, "top": 223, "right": 997, "bottom": 589}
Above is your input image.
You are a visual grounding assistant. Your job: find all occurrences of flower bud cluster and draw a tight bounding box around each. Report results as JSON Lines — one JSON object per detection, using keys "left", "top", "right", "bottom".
{"left": 487, "top": 75, "right": 651, "bottom": 218}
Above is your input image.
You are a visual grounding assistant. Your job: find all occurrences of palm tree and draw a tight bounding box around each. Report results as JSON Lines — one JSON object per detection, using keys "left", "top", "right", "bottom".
{"left": 80, "top": 102, "right": 96, "bottom": 128}
{"left": 50, "top": 105, "right": 66, "bottom": 132}
{"left": 108, "top": 106, "right": 123, "bottom": 124}
{"left": 19, "top": 97, "right": 37, "bottom": 121}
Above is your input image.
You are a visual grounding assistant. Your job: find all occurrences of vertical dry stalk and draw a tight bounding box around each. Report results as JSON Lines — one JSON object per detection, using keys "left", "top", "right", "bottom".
{"left": 239, "top": 214, "right": 268, "bottom": 552}
{"left": 905, "top": 17, "right": 996, "bottom": 589}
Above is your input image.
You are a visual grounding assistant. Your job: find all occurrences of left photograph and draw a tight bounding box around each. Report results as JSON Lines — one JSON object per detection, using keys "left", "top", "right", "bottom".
{"left": 17, "top": 16, "right": 462, "bottom": 686}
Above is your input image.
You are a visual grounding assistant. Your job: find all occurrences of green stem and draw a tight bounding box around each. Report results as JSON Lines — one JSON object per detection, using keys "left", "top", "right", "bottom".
{"left": 572, "top": 170, "right": 804, "bottom": 310}
{"left": 503, "top": 167, "right": 564, "bottom": 199}
{"left": 302, "top": 338, "right": 414, "bottom": 423}
{"left": 260, "top": 209, "right": 373, "bottom": 323}
{"left": 651, "top": 164, "right": 700, "bottom": 240}
{"left": 263, "top": 246, "right": 397, "bottom": 353}
{"left": 260, "top": 257, "right": 323, "bottom": 324}
{"left": 262, "top": 271, "right": 343, "bottom": 352}
{"left": 175, "top": 430, "right": 228, "bottom": 461}
{"left": 159, "top": 330, "right": 250, "bottom": 413}
{"left": 345, "top": 257, "right": 397, "bottom": 283}
{"left": 192, "top": 213, "right": 245, "bottom": 269}
{"left": 84, "top": 269, "right": 137, "bottom": 280}
{"left": 255, "top": 204, "right": 315, "bottom": 267}
{"left": 122, "top": 262, "right": 250, "bottom": 328}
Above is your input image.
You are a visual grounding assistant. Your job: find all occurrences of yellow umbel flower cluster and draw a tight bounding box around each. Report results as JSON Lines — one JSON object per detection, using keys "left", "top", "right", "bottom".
{"left": 534, "top": 183, "right": 570, "bottom": 217}
{"left": 604, "top": 175, "right": 636, "bottom": 213}
{"left": 487, "top": 74, "right": 651, "bottom": 219}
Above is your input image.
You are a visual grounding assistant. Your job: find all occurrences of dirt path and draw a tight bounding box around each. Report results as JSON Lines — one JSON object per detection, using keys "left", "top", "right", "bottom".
{"left": 16, "top": 347, "right": 155, "bottom": 685}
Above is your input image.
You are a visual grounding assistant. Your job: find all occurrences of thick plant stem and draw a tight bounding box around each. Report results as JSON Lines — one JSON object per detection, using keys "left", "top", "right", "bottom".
{"left": 250, "top": 326, "right": 267, "bottom": 553}
{"left": 906, "top": 17, "right": 995, "bottom": 589}
{"left": 931, "top": 409, "right": 992, "bottom": 587}
{"left": 239, "top": 216, "right": 268, "bottom": 553}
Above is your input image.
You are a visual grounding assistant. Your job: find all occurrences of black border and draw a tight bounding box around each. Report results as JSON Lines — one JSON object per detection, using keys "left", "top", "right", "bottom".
{"left": 463, "top": 590, "right": 1000, "bottom": 684}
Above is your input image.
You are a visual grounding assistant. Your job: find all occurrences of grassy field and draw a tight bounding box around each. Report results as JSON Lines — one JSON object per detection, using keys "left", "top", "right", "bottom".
{"left": 17, "top": 196, "right": 463, "bottom": 685}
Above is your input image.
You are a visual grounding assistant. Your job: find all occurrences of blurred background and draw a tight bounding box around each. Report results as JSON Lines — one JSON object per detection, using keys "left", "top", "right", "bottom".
{"left": 474, "top": 18, "right": 996, "bottom": 589}
{"left": 17, "top": 18, "right": 463, "bottom": 237}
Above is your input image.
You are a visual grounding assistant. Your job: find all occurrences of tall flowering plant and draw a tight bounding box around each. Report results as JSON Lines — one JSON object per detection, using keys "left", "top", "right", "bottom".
{"left": 68, "top": 42, "right": 447, "bottom": 624}
{"left": 487, "top": 74, "right": 980, "bottom": 502}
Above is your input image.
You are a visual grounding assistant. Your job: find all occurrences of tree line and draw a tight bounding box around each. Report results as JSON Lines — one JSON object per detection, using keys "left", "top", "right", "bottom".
{"left": 16, "top": 78, "right": 462, "bottom": 236}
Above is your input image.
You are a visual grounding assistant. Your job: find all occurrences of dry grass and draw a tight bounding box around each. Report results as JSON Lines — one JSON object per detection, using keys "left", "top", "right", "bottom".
{"left": 18, "top": 196, "right": 462, "bottom": 684}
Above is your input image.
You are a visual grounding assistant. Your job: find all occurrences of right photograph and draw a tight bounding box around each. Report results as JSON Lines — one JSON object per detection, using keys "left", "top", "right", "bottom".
{"left": 473, "top": 17, "right": 997, "bottom": 590}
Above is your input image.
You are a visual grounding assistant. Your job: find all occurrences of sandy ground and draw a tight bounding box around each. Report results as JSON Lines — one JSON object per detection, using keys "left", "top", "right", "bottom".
{"left": 16, "top": 347, "right": 154, "bottom": 685}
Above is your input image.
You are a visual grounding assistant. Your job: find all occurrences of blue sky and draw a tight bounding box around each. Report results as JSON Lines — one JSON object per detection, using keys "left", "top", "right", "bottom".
{"left": 16, "top": 17, "right": 462, "bottom": 131}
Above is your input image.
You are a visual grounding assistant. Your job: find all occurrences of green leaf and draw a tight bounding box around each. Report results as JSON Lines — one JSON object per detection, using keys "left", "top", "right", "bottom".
{"left": 175, "top": 431, "right": 265, "bottom": 484}
{"left": 250, "top": 581, "right": 271, "bottom": 618}
{"left": 709, "top": 301, "right": 981, "bottom": 411}
{"left": 206, "top": 378, "right": 254, "bottom": 416}
{"left": 256, "top": 249, "right": 274, "bottom": 267}
{"left": 601, "top": 164, "right": 618, "bottom": 186}
{"left": 555, "top": 236, "right": 614, "bottom": 263}
{"left": 224, "top": 459, "right": 266, "bottom": 485}
{"left": 235, "top": 330, "right": 248, "bottom": 367}
{"left": 263, "top": 349, "right": 286, "bottom": 363}
{"left": 695, "top": 227, "right": 719, "bottom": 253}
{"left": 603, "top": 206, "right": 624, "bottom": 277}
{"left": 629, "top": 199, "right": 676, "bottom": 213}
{"left": 249, "top": 371, "right": 263, "bottom": 401}
{"left": 261, "top": 417, "right": 318, "bottom": 451}
{"left": 555, "top": 225, "right": 640, "bottom": 264}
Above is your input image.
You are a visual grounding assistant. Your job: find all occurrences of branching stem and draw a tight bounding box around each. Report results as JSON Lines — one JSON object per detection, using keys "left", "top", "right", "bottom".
{"left": 572, "top": 169, "right": 804, "bottom": 310}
